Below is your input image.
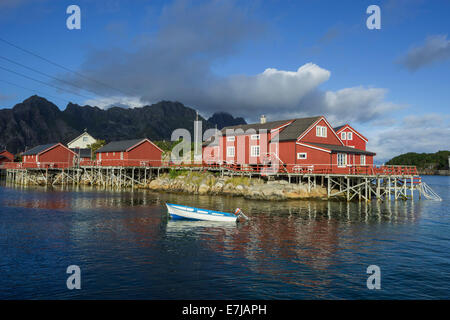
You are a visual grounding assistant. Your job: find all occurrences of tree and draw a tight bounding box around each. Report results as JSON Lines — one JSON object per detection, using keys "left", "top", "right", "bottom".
{"left": 88, "top": 140, "right": 106, "bottom": 160}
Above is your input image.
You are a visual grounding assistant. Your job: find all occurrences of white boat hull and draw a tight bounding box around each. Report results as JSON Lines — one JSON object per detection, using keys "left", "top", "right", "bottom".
{"left": 166, "top": 204, "right": 237, "bottom": 222}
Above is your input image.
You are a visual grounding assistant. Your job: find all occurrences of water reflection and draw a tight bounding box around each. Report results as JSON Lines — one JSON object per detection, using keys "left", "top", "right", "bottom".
{"left": 0, "top": 182, "right": 430, "bottom": 299}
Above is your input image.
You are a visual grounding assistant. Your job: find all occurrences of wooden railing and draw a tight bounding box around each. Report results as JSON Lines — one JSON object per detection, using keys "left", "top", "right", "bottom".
{"left": 2, "top": 161, "right": 419, "bottom": 176}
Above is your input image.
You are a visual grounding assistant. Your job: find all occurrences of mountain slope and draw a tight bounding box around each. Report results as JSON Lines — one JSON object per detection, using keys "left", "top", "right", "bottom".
{"left": 0, "top": 96, "right": 243, "bottom": 154}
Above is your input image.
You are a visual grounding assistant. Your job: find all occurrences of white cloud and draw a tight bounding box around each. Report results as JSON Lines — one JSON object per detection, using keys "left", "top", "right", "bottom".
{"left": 83, "top": 96, "right": 147, "bottom": 109}
{"left": 209, "top": 63, "right": 330, "bottom": 111}
{"left": 368, "top": 113, "right": 450, "bottom": 162}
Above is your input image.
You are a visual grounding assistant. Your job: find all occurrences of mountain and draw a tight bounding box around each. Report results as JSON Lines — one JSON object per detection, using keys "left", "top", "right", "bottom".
{"left": 207, "top": 112, "right": 246, "bottom": 129}
{"left": 0, "top": 96, "right": 244, "bottom": 154}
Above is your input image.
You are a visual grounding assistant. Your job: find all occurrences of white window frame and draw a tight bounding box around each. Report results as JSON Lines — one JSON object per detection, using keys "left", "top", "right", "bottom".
{"left": 360, "top": 154, "right": 366, "bottom": 165}
{"left": 341, "top": 132, "right": 346, "bottom": 140}
{"left": 337, "top": 153, "right": 347, "bottom": 167}
{"left": 227, "top": 146, "right": 235, "bottom": 157}
{"left": 251, "top": 134, "right": 260, "bottom": 140}
{"left": 316, "top": 125, "right": 327, "bottom": 137}
{"left": 83, "top": 136, "right": 88, "bottom": 142}
{"left": 251, "top": 145, "right": 260, "bottom": 157}
{"left": 297, "top": 152, "right": 307, "bottom": 160}
{"left": 226, "top": 136, "right": 235, "bottom": 142}
{"left": 347, "top": 132, "right": 353, "bottom": 140}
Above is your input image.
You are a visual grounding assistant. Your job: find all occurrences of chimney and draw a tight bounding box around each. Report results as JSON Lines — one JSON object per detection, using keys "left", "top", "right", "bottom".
{"left": 260, "top": 115, "right": 266, "bottom": 124}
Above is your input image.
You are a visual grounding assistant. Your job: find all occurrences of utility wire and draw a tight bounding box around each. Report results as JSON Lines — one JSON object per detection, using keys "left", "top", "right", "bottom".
{"left": 0, "top": 55, "right": 99, "bottom": 99}
{"left": 0, "top": 65, "right": 93, "bottom": 100}
{"left": 0, "top": 36, "right": 135, "bottom": 97}
{"left": 0, "top": 79, "right": 72, "bottom": 106}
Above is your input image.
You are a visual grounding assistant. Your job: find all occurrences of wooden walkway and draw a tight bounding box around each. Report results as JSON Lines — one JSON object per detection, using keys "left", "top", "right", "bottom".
{"left": 2, "top": 163, "right": 441, "bottom": 202}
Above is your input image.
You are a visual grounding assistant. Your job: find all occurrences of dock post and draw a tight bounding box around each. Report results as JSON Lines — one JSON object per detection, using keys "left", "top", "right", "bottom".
{"left": 347, "top": 177, "right": 350, "bottom": 201}
{"left": 327, "top": 175, "right": 330, "bottom": 198}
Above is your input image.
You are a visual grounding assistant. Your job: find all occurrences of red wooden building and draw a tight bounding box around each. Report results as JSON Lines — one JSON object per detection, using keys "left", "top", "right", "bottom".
{"left": 0, "top": 150, "right": 14, "bottom": 166}
{"left": 334, "top": 124, "right": 368, "bottom": 150}
{"left": 96, "top": 138, "right": 163, "bottom": 167}
{"left": 70, "top": 148, "right": 92, "bottom": 163}
{"left": 22, "top": 143, "right": 78, "bottom": 168}
{"left": 203, "top": 115, "right": 375, "bottom": 174}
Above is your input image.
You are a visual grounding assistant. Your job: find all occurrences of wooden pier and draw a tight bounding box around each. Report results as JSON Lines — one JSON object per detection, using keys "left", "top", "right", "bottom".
{"left": 2, "top": 164, "right": 441, "bottom": 202}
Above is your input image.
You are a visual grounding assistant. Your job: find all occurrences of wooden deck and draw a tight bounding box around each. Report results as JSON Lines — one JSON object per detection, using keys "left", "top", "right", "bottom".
{"left": 2, "top": 161, "right": 440, "bottom": 202}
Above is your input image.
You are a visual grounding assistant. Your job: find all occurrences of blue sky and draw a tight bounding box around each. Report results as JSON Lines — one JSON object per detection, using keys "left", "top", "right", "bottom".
{"left": 0, "top": 0, "right": 449, "bottom": 160}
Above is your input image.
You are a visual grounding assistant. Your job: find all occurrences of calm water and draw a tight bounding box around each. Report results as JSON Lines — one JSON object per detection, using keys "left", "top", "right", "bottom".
{"left": 0, "top": 176, "right": 449, "bottom": 299}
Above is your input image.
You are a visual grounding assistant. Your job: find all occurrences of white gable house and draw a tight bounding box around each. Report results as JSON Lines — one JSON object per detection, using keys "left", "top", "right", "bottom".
{"left": 68, "top": 131, "right": 97, "bottom": 149}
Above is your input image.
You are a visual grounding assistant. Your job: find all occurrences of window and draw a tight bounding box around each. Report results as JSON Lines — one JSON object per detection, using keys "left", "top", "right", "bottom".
{"left": 297, "top": 152, "right": 307, "bottom": 160}
{"left": 226, "top": 136, "right": 235, "bottom": 142}
{"left": 83, "top": 137, "right": 88, "bottom": 142}
{"left": 251, "top": 134, "right": 260, "bottom": 140}
{"left": 347, "top": 132, "right": 353, "bottom": 140}
{"left": 316, "top": 126, "right": 327, "bottom": 137}
{"left": 227, "top": 146, "right": 235, "bottom": 157}
{"left": 251, "top": 145, "right": 260, "bottom": 157}
{"left": 341, "top": 132, "right": 346, "bottom": 140}
{"left": 337, "top": 153, "right": 347, "bottom": 167}
{"left": 360, "top": 155, "right": 366, "bottom": 165}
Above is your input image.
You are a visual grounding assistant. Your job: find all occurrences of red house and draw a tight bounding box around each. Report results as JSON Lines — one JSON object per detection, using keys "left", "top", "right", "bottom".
{"left": 0, "top": 150, "right": 14, "bottom": 166}
{"left": 203, "top": 115, "right": 375, "bottom": 174}
{"left": 334, "top": 124, "right": 368, "bottom": 150}
{"left": 96, "top": 138, "right": 163, "bottom": 167}
{"left": 22, "top": 143, "right": 78, "bottom": 168}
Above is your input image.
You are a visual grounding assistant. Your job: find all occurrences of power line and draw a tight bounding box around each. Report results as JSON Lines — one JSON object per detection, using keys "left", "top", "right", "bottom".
{"left": 0, "top": 55, "right": 100, "bottom": 99}
{"left": 0, "top": 64, "right": 93, "bottom": 100}
{"left": 0, "top": 36, "right": 135, "bottom": 97}
{"left": 0, "top": 79, "right": 72, "bottom": 106}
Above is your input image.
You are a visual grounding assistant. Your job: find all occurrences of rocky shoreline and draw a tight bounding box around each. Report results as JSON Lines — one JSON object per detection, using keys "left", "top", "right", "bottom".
{"left": 142, "top": 170, "right": 329, "bottom": 201}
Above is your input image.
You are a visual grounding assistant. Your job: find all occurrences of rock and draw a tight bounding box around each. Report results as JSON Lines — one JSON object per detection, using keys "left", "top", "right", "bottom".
{"left": 198, "top": 183, "right": 210, "bottom": 195}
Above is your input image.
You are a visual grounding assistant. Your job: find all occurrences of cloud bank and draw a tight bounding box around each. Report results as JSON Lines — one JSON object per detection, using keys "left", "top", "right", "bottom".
{"left": 62, "top": 0, "right": 399, "bottom": 126}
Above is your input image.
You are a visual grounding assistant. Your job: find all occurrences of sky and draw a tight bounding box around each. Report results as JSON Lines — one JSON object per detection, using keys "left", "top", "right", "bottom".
{"left": 0, "top": 0, "right": 449, "bottom": 161}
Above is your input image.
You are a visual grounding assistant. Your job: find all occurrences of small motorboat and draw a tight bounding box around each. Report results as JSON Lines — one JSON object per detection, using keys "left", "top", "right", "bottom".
{"left": 165, "top": 203, "right": 248, "bottom": 222}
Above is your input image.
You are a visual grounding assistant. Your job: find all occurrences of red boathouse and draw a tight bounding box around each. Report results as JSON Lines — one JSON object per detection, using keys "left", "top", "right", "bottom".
{"left": 0, "top": 150, "right": 14, "bottom": 166}
{"left": 203, "top": 115, "right": 376, "bottom": 174}
{"left": 96, "top": 138, "right": 163, "bottom": 167}
{"left": 22, "top": 143, "right": 78, "bottom": 168}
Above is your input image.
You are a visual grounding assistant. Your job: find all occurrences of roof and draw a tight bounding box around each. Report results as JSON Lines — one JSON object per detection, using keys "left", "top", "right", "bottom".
{"left": 333, "top": 125, "right": 346, "bottom": 132}
{"left": 333, "top": 124, "right": 368, "bottom": 142}
{"left": 221, "top": 116, "right": 321, "bottom": 141}
{"left": 0, "top": 150, "right": 13, "bottom": 159}
{"left": 96, "top": 138, "right": 163, "bottom": 153}
{"left": 67, "top": 131, "right": 96, "bottom": 146}
{"left": 96, "top": 139, "right": 143, "bottom": 153}
{"left": 22, "top": 143, "right": 58, "bottom": 156}
{"left": 70, "top": 148, "right": 91, "bottom": 158}
{"left": 306, "top": 143, "right": 376, "bottom": 156}
{"left": 221, "top": 119, "right": 291, "bottom": 134}
{"left": 276, "top": 116, "right": 322, "bottom": 141}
